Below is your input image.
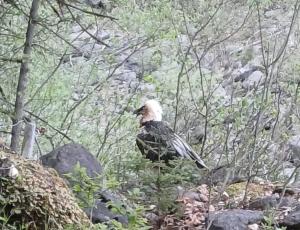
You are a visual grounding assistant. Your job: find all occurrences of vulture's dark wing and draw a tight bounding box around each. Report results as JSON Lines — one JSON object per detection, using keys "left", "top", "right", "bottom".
{"left": 170, "top": 132, "right": 208, "bottom": 169}
{"left": 137, "top": 121, "right": 208, "bottom": 169}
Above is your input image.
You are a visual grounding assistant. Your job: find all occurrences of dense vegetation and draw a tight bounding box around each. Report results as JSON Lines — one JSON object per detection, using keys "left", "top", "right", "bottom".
{"left": 0, "top": 0, "right": 300, "bottom": 229}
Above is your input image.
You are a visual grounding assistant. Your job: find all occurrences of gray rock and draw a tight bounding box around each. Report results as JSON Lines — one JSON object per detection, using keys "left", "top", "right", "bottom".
{"left": 97, "top": 196, "right": 128, "bottom": 225}
{"left": 214, "top": 85, "right": 227, "bottom": 99}
{"left": 233, "top": 61, "right": 242, "bottom": 69}
{"left": 85, "top": 199, "right": 127, "bottom": 224}
{"left": 234, "top": 65, "right": 260, "bottom": 82}
{"left": 123, "top": 49, "right": 160, "bottom": 75}
{"left": 181, "top": 190, "right": 201, "bottom": 201}
{"left": 40, "top": 143, "right": 127, "bottom": 225}
{"left": 139, "top": 83, "right": 156, "bottom": 92}
{"left": 288, "top": 136, "right": 300, "bottom": 168}
{"left": 0, "top": 157, "right": 19, "bottom": 178}
{"left": 113, "top": 69, "right": 137, "bottom": 83}
{"left": 177, "top": 34, "right": 190, "bottom": 51}
{"left": 40, "top": 143, "right": 102, "bottom": 178}
{"left": 85, "top": 0, "right": 105, "bottom": 8}
{"left": 96, "top": 30, "right": 110, "bottom": 41}
{"left": 145, "top": 212, "right": 160, "bottom": 227}
{"left": 205, "top": 165, "right": 247, "bottom": 186}
{"left": 242, "top": 71, "right": 264, "bottom": 90}
{"left": 206, "top": 209, "right": 264, "bottom": 230}
{"left": 280, "top": 165, "right": 297, "bottom": 180}
{"left": 289, "top": 135, "right": 300, "bottom": 155}
{"left": 249, "top": 196, "right": 297, "bottom": 210}
{"left": 249, "top": 196, "right": 278, "bottom": 210}
{"left": 79, "top": 43, "right": 106, "bottom": 56}
{"left": 264, "top": 8, "right": 282, "bottom": 19}
{"left": 281, "top": 208, "right": 300, "bottom": 230}
{"left": 273, "top": 184, "right": 300, "bottom": 196}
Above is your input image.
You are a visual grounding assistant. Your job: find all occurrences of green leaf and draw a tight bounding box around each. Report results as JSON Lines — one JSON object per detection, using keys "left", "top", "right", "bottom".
{"left": 143, "top": 75, "right": 155, "bottom": 83}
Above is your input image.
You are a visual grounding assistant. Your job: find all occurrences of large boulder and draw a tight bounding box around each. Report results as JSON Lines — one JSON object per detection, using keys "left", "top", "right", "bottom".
{"left": 41, "top": 143, "right": 127, "bottom": 225}
{"left": 40, "top": 143, "right": 102, "bottom": 179}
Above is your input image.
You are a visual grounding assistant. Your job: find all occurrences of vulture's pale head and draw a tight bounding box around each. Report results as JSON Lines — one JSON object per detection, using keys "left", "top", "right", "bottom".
{"left": 134, "top": 99, "right": 163, "bottom": 124}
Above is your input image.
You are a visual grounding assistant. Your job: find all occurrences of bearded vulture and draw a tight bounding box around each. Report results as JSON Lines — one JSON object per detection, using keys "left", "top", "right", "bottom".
{"left": 134, "top": 100, "right": 208, "bottom": 169}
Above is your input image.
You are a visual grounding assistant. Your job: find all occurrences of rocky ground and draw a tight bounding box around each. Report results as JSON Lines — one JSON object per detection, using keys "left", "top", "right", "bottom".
{"left": 160, "top": 181, "right": 300, "bottom": 229}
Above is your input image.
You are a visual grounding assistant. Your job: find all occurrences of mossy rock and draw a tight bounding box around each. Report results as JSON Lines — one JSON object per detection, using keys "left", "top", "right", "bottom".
{"left": 226, "top": 182, "right": 266, "bottom": 198}
{"left": 0, "top": 149, "right": 91, "bottom": 229}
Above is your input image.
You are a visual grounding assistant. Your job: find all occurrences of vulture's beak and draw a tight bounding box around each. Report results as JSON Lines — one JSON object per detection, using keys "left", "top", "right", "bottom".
{"left": 133, "top": 106, "right": 145, "bottom": 116}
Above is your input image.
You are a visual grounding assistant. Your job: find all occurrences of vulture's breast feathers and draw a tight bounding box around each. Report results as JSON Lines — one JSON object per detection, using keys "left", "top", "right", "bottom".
{"left": 136, "top": 120, "right": 208, "bottom": 169}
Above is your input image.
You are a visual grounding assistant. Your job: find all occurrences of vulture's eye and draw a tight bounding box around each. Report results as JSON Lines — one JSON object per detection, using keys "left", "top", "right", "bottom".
{"left": 133, "top": 106, "right": 145, "bottom": 116}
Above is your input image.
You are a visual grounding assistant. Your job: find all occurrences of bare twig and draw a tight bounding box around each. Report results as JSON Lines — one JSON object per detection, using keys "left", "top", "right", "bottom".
{"left": 63, "top": 2, "right": 117, "bottom": 21}
{"left": 65, "top": 5, "right": 110, "bottom": 47}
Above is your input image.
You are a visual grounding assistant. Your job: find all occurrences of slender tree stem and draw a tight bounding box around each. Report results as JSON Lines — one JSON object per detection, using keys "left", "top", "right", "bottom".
{"left": 10, "top": 0, "right": 40, "bottom": 152}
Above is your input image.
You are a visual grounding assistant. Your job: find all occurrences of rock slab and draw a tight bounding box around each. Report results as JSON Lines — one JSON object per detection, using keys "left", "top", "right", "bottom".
{"left": 206, "top": 209, "right": 263, "bottom": 230}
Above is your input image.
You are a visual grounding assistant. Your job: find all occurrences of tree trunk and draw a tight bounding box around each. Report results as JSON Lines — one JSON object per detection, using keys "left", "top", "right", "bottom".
{"left": 10, "top": 0, "right": 40, "bottom": 152}
{"left": 21, "top": 117, "right": 36, "bottom": 159}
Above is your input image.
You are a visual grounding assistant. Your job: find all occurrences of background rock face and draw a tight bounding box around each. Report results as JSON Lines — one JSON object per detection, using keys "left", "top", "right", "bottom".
{"left": 41, "top": 143, "right": 127, "bottom": 225}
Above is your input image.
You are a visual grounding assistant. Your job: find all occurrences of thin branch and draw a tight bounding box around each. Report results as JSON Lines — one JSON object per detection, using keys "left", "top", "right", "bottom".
{"left": 25, "top": 50, "right": 67, "bottom": 106}
{"left": 65, "top": 5, "right": 110, "bottom": 47}
{"left": 0, "top": 57, "right": 22, "bottom": 63}
{"left": 63, "top": 2, "right": 117, "bottom": 21}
